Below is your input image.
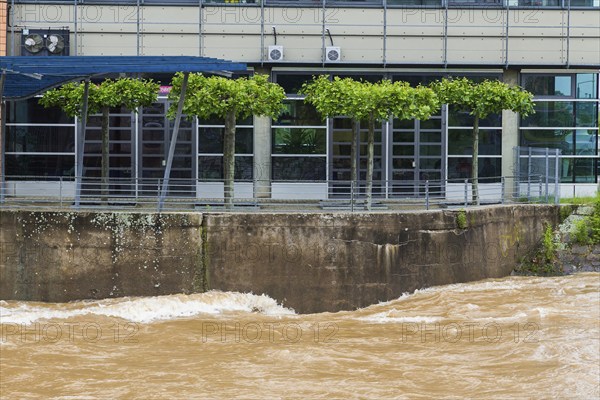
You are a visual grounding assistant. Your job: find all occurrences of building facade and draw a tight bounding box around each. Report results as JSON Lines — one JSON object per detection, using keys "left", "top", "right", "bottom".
{"left": 2, "top": 0, "right": 599, "bottom": 199}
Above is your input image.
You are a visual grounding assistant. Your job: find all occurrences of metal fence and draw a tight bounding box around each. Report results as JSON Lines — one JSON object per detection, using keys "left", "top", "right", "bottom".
{"left": 0, "top": 173, "right": 554, "bottom": 212}
{"left": 514, "top": 146, "right": 561, "bottom": 205}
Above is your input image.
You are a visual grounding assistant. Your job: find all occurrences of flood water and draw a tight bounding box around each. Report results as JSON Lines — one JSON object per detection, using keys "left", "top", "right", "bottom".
{"left": 1, "top": 273, "right": 599, "bottom": 399}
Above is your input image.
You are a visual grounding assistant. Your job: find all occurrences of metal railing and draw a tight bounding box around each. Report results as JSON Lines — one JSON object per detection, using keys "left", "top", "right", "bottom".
{"left": 0, "top": 174, "right": 554, "bottom": 212}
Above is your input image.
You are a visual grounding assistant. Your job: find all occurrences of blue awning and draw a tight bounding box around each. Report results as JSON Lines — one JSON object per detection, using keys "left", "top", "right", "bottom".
{"left": 0, "top": 56, "right": 247, "bottom": 100}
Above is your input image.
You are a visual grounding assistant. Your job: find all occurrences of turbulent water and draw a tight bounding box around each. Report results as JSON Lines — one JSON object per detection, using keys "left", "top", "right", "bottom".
{"left": 1, "top": 273, "right": 599, "bottom": 399}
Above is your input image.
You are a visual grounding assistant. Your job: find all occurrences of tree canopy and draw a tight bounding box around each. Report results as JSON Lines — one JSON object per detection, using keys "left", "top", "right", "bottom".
{"left": 39, "top": 78, "right": 159, "bottom": 117}
{"left": 167, "top": 72, "right": 286, "bottom": 120}
{"left": 429, "top": 77, "right": 535, "bottom": 118}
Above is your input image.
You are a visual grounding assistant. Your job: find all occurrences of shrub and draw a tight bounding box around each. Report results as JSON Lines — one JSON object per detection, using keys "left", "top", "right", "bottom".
{"left": 456, "top": 209, "right": 467, "bottom": 229}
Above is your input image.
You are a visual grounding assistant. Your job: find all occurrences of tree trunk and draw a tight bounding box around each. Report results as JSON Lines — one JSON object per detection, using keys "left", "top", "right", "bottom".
{"left": 223, "top": 109, "right": 236, "bottom": 209}
{"left": 471, "top": 114, "right": 480, "bottom": 205}
{"left": 351, "top": 119, "right": 359, "bottom": 196}
{"left": 365, "top": 114, "right": 375, "bottom": 211}
{"left": 101, "top": 106, "right": 110, "bottom": 204}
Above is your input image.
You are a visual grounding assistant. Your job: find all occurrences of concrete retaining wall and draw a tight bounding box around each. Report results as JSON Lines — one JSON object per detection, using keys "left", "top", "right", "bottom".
{"left": 0, "top": 205, "right": 560, "bottom": 313}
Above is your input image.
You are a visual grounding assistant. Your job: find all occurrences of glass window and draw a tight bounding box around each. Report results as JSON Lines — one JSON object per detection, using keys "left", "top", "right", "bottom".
{"left": 576, "top": 74, "right": 598, "bottom": 98}
{"left": 521, "top": 129, "right": 574, "bottom": 155}
{"left": 5, "top": 155, "right": 75, "bottom": 177}
{"left": 575, "top": 102, "right": 598, "bottom": 127}
{"left": 198, "top": 156, "right": 253, "bottom": 180}
{"left": 275, "top": 74, "right": 317, "bottom": 95}
{"left": 448, "top": 129, "right": 502, "bottom": 156}
{"left": 522, "top": 75, "right": 572, "bottom": 97}
{"left": 448, "top": 157, "right": 501, "bottom": 180}
{"left": 6, "top": 98, "right": 73, "bottom": 124}
{"left": 198, "top": 127, "right": 253, "bottom": 154}
{"left": 273, "top": 101, "right": 324, "bottom": 126}
{"left": 448, "top": 107, "right": 501, "bottom": 127}
{"left": 518, "top": 0, "right": 560, "bottom": 6}
{"left": 6, "top": 126, "right": 75, "bottom": 153}
{"left": 272, "top": 128, "right": 327, "bottom": 154}
{"left": 561, "top": 158, "right": 597, "bottom": 183}
{"left": 521, "top": 102, "right": 574, "bottom": 127}
{"left": 272, "top": 157, "right": 326, "bottom": 181}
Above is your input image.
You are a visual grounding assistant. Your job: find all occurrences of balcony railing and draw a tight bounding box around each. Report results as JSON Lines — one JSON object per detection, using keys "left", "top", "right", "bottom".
{"left": 0, "top": 174, "right": 557, "bottom": 212}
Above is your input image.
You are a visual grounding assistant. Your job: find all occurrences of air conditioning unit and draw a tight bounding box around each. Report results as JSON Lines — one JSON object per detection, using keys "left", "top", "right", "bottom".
{"left": 21, "top": 29, "right": 70, "bottom": 56}
{"left": 325, "top": 46, "right": 341, "bottom": 62}
{"left": 268, "top": 45, "right": 284, "bottom": 62}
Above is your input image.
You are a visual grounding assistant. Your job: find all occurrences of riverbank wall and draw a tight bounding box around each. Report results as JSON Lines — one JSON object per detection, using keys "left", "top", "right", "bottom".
{"left": 0, "top": 205, "right": 560, "bottom": 313}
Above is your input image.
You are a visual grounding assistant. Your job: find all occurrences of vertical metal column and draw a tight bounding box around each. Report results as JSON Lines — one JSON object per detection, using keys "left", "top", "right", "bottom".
{"left": 137, "top": 0, "right": 141, "bottom": 56}
{"left": 0, "top": 72, "right": 6, "bottom": 203}
{"left": 383, "top": 0, "right": 387, "bottom": 67}
{"left": 74, "top": 0, "right": 78, "bottom": 55}
{"left": 545, "top": 147, "right": 550, "bottom": 203}
{"left": 10, "top": 0, "right": 15, "bottom": 56}
{"left": 554, "top": 148, "right": 560, "bottom": 204}
{"left": 158, "top": 72, "right": 189, "bottom": 211}
{"left": 74, "top": 80, "right": 90, "bottom": 207}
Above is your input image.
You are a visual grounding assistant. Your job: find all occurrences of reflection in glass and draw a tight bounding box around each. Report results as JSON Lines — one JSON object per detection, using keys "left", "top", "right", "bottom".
{"left": 272, "top": 157, "right": 326, "bottom": 181}
{"left": 272, "top": 128, "right": 326, "bottom": 154}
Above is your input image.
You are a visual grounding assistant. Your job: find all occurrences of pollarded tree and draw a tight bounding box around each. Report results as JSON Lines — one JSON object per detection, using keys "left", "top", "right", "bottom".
{"left": 302, "top": 76, "right": 439, "bottom": 210}
{"left": 430, "top": 77, "right": 535, "bottom": 204}
{"left": 40, "top": 78, "right": 159, "bottom": 201}
{"left": 168, "top": 72, "right": 285, "bottom": 208}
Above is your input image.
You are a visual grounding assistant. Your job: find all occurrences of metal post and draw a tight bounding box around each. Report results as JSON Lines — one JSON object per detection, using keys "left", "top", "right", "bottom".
{"left": 0, "top": 72, "right": 6, "bottom": 204}
{"left": 464, "top": 178, "right": 468, "bottom": 207}
{"left": 137, "top": 0, "right": 141, "bottom": 56}
{"left": 527, "top": 147, "right": 531, "bottom": 202}
{"left": 74, "top": 80, "right": 90, "bottom": 208}
{"left": 158, "top": 72, "right": 189, "bottom": 211}
{"left": 501, "top": 176, "right": 505, "bottom": 204}
{"left": 10, "top": 0, "right": 15, "bottom": 56}
{"left": 59, "top": 177, "right": 63, "bottom": 207}
{"left": 74, "top": 0, "right": 78, "bottom": 56}
{"left": 425, "top": 180, "right": 429, "bottom": 210}
{"left": 554, "top": 148, "right": 560, "bottom": 204}
{"left": 350, "top": 180, "right": 354, "bottom": 212}
{"left": 545, "top": 147, "right": 549, "bottom": 204}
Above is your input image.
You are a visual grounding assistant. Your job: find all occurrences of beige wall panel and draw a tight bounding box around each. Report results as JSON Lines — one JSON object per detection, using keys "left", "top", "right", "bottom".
{"left": 256, "top": 7, "right": 322, "bottom": 26}
{"left": 569, "top": 38, "right": 600, "bottom": 65}
{"left": 76, "top": 5, "right": 137, "bottom": 33}
{"left": 203, "top": 34, "right": 264, "bottom": 61}
{"left": 386, "top": 9, "right": 444, "bottom": 36}
{"left": 321, "top": 8, "right": 383, "bottom": 36}
{"left": 447, "top": 9, "right": 506, "bottom": 37}
{"left": 137, "top": 34, "right": 201, "bottom": 56}
{"left": 258, "top": 34, "right": 323, "bottom": 62}
{"left": 386, "top": 37, "right": 443, "bottom": 63}
{"left": 139, "top": 7, "right": 199, "bottom": 34}
{"left": 447, "top": 37, "right": 504, "bottom": 64}
{"left": 15, "top": 4, "right": 73, "bottom": 24}
{"left": 508, "top": 10, "right": 565, "bottom": 37}
{"left": 77, "top": 33, "right": 139, "bottom": 56}
{"left": 258, "top": 24, "right": 321, "bottom": 36}
{"left": 330, "top": 36, "right": 383, "bottom": 63}
{"left": 507, "top": 37, "right": 565, "bottom": 64}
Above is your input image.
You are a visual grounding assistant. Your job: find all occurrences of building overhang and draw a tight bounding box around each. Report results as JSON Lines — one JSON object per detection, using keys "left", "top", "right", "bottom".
{"left": 0, "top": 56, "right": 248, "bottom": 100}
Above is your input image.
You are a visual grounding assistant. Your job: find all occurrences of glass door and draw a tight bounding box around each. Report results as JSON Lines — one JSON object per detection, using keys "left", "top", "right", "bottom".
{"left": 330, "top": 117, "right": 384, "bottom": 198}
{"left": 139, "top": 100, "right": 195, "bottom": 196}
{"left": 390, "top": 111, "right": 445, "bottom": 197}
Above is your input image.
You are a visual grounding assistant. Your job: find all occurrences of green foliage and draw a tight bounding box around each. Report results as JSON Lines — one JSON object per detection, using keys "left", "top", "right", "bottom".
{"left": 542, "top": 223, "right": 558, "bottom": 263}
{"left": 589, "top": 193, "right": 600, "bottom": 244}
{"left": 571, "top": 218, "right": 592, "bottom": 245}
{"left": 516, "top": 223, "right": 560, "bottom": 275}
{"left": 559, "top": 205, "right": 575, "bottom": 222}
{"left": 456, "top": 209, "right": 467, "bottom": 229}
{"left": 300, "top": 75, "right": 440, "bottom": 122}
{"left": 39, "top": 78, "right": 160, "bottom": 118}
{"left": 167, "top": 72, "right": 286, "bottom": 121}
{"left": 429, "top": 77, "right": 535, "bottom": 119}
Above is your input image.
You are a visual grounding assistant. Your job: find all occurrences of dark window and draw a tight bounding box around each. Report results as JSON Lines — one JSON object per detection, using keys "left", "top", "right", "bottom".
{"left": 6, "top": 126, "right": 75, "bottom": 153}
{"left": 5, "top": 155, "right": 74, "bottom": 177}
{"left": 272, "top": 156, "right": 326, "bottom": 181}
